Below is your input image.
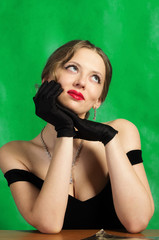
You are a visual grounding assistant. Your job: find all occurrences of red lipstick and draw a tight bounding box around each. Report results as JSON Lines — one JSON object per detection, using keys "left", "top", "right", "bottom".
{"left": 67, "top": 90, "right": 85, "bottom": 100}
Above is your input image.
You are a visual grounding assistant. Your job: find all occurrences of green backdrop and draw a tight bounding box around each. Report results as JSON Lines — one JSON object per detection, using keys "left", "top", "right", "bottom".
{"left": 0, "top": 0, "right": 158, "bottom": 230}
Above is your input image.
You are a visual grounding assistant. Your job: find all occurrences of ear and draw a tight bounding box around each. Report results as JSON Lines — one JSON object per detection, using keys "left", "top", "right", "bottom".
{"left": 93, "top": 97, "right": 102, "bottom": 109}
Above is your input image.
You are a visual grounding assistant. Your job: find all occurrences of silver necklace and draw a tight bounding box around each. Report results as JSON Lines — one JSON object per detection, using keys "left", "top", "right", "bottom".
{"left": 40, "top": 128, "right": 52, "bottom": 159}
{"left": 40, "top": 127, "right": 83, "bottom": 184}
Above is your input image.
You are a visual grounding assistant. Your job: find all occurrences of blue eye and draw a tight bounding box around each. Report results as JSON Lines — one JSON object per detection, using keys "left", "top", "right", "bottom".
{"left": 92, "top": 75, "right": 101, "bottom": 83}
{"left": 65, "top": 65, "right": 78, "bottom": 72}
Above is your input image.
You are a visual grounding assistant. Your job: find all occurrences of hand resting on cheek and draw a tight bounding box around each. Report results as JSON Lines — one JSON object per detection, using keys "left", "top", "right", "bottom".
{"left": 33, "top": 80, "right": 76, "bottom": 138}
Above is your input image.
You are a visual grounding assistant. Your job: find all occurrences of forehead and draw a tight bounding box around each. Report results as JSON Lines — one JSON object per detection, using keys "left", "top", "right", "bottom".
{"left": 69, "top": 48, "right": 106, "bottom": 77}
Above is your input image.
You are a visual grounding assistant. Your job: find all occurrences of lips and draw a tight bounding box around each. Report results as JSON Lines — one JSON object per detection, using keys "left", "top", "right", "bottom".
{"left": 67, "top": 90, "right": 85, "bottom": 100}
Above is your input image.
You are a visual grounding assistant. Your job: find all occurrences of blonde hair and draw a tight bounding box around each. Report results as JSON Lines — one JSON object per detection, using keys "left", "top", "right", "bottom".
{"left": 42, "top": 40, "right": 112, "bottom": 104}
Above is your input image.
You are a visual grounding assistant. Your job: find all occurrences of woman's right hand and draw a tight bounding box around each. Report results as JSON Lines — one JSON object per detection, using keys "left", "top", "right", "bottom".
{"left": 33, "top": 80, "right": 75, "bottom": 137}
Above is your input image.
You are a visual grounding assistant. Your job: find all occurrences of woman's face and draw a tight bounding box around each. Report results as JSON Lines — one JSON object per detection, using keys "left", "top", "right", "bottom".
{"left": 49, "top": 48, "right": 106, "bottom": 118}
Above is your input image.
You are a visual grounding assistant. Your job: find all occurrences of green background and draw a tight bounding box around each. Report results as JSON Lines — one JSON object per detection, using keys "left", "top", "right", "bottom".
{"left": 0, "top": 0, "right": 159, "bottom": 230}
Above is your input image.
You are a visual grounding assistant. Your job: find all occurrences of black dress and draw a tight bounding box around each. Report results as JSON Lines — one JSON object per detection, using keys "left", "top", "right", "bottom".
{"left": 4, "top": 149, "right": 143, "bottom": 230}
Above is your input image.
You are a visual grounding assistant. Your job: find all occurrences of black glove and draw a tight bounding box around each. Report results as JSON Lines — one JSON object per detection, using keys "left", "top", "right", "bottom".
{"left": 57, "top": 103, "right": 118, "bottom": 145}
{"left": 33, "top": 80, "right": 76, "bottom": 138}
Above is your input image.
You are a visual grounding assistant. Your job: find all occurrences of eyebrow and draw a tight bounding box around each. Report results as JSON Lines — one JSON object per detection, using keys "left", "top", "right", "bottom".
{"left": 66, "top": 61, "right": 104, "bottom": 79}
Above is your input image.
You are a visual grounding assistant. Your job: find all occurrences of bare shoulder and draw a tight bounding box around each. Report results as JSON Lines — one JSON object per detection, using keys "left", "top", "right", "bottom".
{"left": 105, "top": 118, "right": 139, "bottom": 132}
{"left": 0, "top": 141, "right": 32, "bottom": 174}
{"left": 104, "top": 118, "right": 141, "bottom": 153}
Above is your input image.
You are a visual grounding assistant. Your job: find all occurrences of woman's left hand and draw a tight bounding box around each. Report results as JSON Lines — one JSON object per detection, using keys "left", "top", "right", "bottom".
{"left": 57, "top": 103, "right": 118, "bottom": 145}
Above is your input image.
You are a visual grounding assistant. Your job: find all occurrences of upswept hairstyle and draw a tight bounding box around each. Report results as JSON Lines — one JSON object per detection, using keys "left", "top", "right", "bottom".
{"left": 41, "top": 40, "right": 112, "bottom": 104}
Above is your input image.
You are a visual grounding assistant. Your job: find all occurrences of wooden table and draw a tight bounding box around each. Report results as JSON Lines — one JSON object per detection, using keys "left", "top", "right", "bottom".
{"left": 0, "top": 229, "right": 158, "bottom": 240}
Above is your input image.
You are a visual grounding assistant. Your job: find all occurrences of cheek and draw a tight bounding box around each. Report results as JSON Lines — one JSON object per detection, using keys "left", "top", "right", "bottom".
{"left": 55, "top": 72, "right": 70, "bottom": 88}
{"left": 88, "top": 87, "right": 102, "bottom": 101}
{"left": 56, "top": 78, "right": 66, "bottom": 87}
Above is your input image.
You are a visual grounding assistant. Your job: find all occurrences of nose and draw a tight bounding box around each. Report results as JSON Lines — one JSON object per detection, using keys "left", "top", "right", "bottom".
{"left": 73, "top": 74, "right": 86, "bottom": 89}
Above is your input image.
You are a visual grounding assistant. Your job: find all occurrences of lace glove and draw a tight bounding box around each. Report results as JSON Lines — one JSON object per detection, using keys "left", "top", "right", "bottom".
{"left": 57, "top": 103, "right": 118, "bottom": 145}
{"left": 33, "top": 81, "right": 76, "bottom": 137}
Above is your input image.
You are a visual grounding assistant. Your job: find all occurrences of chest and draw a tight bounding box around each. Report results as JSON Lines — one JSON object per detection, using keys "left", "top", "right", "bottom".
{"left": 70, "top": 143, "right": 108, "bottom": 199}
{"left": 30, "top": 141, "right": 109, "bottom": 201}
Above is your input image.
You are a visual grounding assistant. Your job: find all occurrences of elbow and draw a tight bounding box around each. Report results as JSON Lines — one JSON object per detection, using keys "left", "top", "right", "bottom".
{"left": 34, "top": 217, "right": 63, "bottom": 234}
{"left": 122, "top": 205, "right": 154, "bottom": 234}
{"left": 30, "top": 209, "right": 64, "bottom": 234}
{"left": 125, "top": 207, "right": 154, "bottom": 233}
{"left": 38, "top": 226, "right": 62, "bottom": 234}
{"left": 123, "top": 217, "right": 150, "bottom": 234}
{"left": 36, "top": 223, "right": 62, "bottom": 234}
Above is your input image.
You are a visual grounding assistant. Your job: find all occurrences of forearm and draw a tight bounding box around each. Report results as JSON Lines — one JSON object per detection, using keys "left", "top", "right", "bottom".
{"left": 31, "top": 137, "right": 73, "bottom": 232}
{"left": 105, "top": 135, "right": 153, "bottom": 232}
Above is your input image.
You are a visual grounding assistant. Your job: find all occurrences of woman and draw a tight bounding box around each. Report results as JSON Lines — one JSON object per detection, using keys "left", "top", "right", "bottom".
{"left": 0, "top": 40, "right": 154, "bottom": 233}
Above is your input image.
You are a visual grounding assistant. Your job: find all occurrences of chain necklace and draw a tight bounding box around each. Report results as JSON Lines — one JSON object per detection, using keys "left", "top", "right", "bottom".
{"left": 40, "top": 128, "right": 52, "bottom": 159}
{"left": 40, "top": 127, "right": 83, "bottom": 184}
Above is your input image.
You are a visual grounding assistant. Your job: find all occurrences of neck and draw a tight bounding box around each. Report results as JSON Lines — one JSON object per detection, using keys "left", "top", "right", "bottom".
{"left": 78, "top": 112, "right": 87, "bottom": 119}
{"left": 39, "top": 124, "right": 82, "bottom": 150}
{"left": 40, "top": 124, "right": 56, "bottom": 150}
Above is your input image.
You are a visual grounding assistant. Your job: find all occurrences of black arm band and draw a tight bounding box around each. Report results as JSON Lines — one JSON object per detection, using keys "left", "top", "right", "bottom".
{"left": 126, "top": 149, "right": 143, "bottom": 165}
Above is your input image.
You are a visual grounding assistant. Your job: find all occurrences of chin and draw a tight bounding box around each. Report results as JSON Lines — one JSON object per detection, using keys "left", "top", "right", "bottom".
{"left": 57, "top": 94, "right": 89, "bottom": 118}
{"left": 58, "top": 100, "right": 86, "bottom": 118}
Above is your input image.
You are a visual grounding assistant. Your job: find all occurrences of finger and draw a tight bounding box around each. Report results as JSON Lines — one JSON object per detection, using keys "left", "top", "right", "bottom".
{"left": 46, "top": 84, "right": 63, "bottom": 99}
{"left": 49, "top": 80, "right": 62, "bottom": 89}
{"left": 57, "top": 103, "right": 78, "bottom": 118}
{"left": 34, "top": 81, "right": 48, "bottom": 98}
{"left": 55, "top": 87, "right": 64, "bottom": 97}
{"left": 41, "top": 80, "right": 60, "bottom": 96}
